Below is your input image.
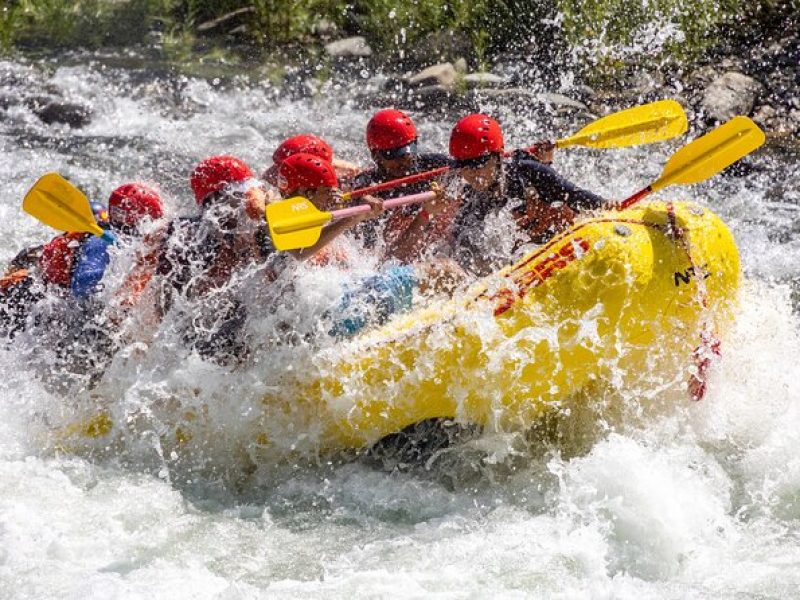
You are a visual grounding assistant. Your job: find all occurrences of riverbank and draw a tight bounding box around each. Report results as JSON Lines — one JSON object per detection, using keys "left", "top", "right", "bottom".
{"left": 3, "top": 1, "right": 798, "bottom": 148}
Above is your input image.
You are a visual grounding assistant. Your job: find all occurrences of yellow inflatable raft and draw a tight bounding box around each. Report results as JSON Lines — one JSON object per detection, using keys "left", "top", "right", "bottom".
{"left": 63, "top": 200, "right": 740, "bottom": 457}
{"left": 249, "top": 199, "right": 740, "bottom": 455}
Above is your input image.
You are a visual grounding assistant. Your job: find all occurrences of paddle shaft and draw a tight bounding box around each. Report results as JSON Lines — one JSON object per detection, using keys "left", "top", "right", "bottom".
{"left": 617, "top": 186, "right": 652, "bottom": 211}
{"left": 345, "top": 144, "right": 550, "bottom": 201}
{"left": 346, "top": 168, "right": 450, "bottom": 199}
{"left": 330, "top": 191, "right": 437, "bottom": 221}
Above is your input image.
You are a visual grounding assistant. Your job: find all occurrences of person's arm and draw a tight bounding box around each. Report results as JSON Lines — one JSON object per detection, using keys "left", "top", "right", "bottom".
{"left": 71, "top": 236, "right": 111, "bottom": 298}
{"left": 384, "top": 184, "right": 457, "bottom": 264}
{"left": 520, "top": 159, "right": 605, "bottom": 211}
{"left": 290, "top": 196, "right": 384, "bottom": 262}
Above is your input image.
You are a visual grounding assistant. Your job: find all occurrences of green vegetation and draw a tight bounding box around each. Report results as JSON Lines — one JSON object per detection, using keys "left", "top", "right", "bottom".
{"left": 2, "top": 0, "right": 174, "bottom": 49}
{"left": 1, "top": 0, "right": 797, "bottom": 76}
{"left": 557, "top": 0, "right": 744, "bottom": 80}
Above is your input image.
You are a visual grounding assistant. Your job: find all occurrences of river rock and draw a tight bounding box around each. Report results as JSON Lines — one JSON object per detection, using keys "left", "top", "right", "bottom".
{"left": 0, "top": 94, "right": 20, "bottom": 110}
{"left": 407, "top": 62, "right": 457, "bottom": 89}
{"left": 752, "top": 104, "right": 776, "bottom": 127}
{"left": 790, "top": 109, "right": 800, "bottom": 131}
{"left": 33, "top": 101, "right": 93, "bottom": 128}
{"left": 405, "top": 84, "right": 455, "bottom": 109}
{"left": 454, "top": 58, "right": 468, "bottom": 74}
{"left": 535, "top": 92, "right": 588, "bottom": 111}
{"left": 324, "top": 36, "right": 372, "bottom": 58}
{"left": 463, "top": 73, "right": 506, "bottom": 89}
{"left": 701, "top": 72, "right": 763, "bottom": 121}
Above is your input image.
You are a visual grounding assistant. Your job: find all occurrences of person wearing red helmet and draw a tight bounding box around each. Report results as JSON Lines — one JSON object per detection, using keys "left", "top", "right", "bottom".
{"left": 108, "top": 183, "right": 164, "bottom": 232}
{"left": 341, "top": 108, "right": 452, "bottom": 249}
{"left": 261, "top": 134, "right": 360, "bottom": 189}
{"left": 277, "top": 153, "right": 384, "bottom": 263}
{"left": 38, "top": 188, "right": 165, "bottom": 299}
{"left": 136, "top": 155, "right": 277, "bottom": 363}
{"left": 392, "top": 113, "right": 605, "bottom": 274}
{"left": 275, "top": 153, "right": 460, "bottom": 338}
{"left": 345, "top": 108, "right": 451, "bottom": 195}
{"left": 155, "top": 155, "right": 271, "bottom": 302}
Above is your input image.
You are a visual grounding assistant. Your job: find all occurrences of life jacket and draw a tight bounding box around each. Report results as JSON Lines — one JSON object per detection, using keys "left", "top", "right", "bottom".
{"left": 0, "top": 268, "right": 31, "bottom": 293}
{"left": 39, "top": 232, "right": 89, "bottom": 288}
{"left": 0, "top": 268, "right": 41, "bottom": 338}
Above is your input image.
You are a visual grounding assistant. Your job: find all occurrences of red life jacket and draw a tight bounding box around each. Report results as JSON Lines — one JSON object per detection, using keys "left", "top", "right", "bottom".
{"left": 39, "top": 232, "right": 88, "bottom": 287}
{"left": 0, "top": 268, "right": 30, "bottom": 293}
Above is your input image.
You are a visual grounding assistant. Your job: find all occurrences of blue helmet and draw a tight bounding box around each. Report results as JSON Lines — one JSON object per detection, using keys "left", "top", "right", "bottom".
{"left": 90, "top": 201, "right": 110, "bottom": 226}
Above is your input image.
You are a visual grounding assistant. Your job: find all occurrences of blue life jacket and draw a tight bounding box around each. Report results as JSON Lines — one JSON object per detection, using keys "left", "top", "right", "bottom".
{"left": 330, "top": 265, "right": 417, "bottom": 338}
{"left": 71, "top": 235, "right": 111, "bottom": 298}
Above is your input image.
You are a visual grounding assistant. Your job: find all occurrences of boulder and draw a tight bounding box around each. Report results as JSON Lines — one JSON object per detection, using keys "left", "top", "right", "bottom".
{"left": 33, "top": 101, "right": 93, "bottom": 128}
{"left": 407, "top": 62, "right": 457, "bottom": 89}
{"left": 701, "top": 72, "right": 763, "bottom": 122}
{"left": 324, "top": 36, "right": 372, "bottom": 58}
{"left": 406, "top": 84, "right": 454, "bottom": 109}
{"left": 453, "top": 58, "right": 468, "bottom": 74}
{"left": 463, "top": 72, "right": 506, "bottom": 89}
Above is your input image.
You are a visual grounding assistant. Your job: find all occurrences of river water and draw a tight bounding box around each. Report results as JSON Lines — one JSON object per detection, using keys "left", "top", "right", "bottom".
{"left": 1, "top": 54, "right": 799, "bottom": 599}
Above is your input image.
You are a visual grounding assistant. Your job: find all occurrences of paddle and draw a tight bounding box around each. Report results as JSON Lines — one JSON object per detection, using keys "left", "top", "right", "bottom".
{"left": 267, "top": 191, "right": 436, "bottom": 251}
{"left": 23, "top": 173, "right": 116, "bottom": 243}
{"left": 617, "top": 116, "right": 765, "bottom": 210}
{"left": 555, "top": 99, "right": 687, "bottom": 149}
{"left": 346, "top": 167, "right": 450, "bottom": 200}
{"left": 344, "top": 99, "right": 688, "bottom": 200}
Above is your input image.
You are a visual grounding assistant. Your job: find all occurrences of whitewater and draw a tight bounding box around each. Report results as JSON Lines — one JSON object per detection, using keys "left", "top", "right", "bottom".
{"left": 1, "top": 55, "right": 799, "bottom": 598}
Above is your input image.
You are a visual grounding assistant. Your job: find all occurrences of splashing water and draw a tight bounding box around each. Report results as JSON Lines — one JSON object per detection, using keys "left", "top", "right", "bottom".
{"left": 1, "top": 54, "right": 799, "bottom": 598}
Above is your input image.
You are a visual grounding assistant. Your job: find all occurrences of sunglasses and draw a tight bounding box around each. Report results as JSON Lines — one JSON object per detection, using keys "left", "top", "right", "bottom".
{"left": 372, "top": 140, "right": 418, "bottom": 161}
{"left": 453, "top": 153, "right": 494, "bottom": 169}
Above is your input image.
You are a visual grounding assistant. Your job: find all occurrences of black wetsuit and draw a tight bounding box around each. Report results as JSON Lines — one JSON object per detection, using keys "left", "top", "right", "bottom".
{"left": 0, "top": 245, "right": 45, "bottom": 339}
{"left": 451, "top": 152, "right": 604, "bottom": 274}
{"left": 154, "top": 214, "right": 274, "bottom": 364}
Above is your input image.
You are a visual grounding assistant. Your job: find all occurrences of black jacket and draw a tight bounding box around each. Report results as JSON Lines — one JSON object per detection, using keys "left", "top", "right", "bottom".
{"left": 451, "top": 153, "right": 604, "bottom": 274}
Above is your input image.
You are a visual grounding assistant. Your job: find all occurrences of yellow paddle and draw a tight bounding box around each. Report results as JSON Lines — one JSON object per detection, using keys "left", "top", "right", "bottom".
{"left": 556, "top": 99, "right": 688, "bottom": 149}
{"left": 618, "top": 115, "right": 765, "bottom": 209}
{"left": 267, "top": 190, "right": 437, "bottom": 251}
{"left": 23, "top": 173, "right": 116, "bottom": 243}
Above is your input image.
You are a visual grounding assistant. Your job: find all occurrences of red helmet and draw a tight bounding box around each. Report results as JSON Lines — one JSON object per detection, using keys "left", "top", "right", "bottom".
{"left": 278, "top": 153, "right": 338, "bottom": 195}
{"left": 449, "top": 114, "right": 504, "bottom": 161}
{"left": 366, "top": 109, "right": 417, "bottom": 152}
{"left": 190, "top": 155, "right": 254, "bottom": 204}
{"left": 108, "top": 183, "right": 163, "bottom": 228}
{"left": 272, "top": 134, "right": 333, "bottom": 166}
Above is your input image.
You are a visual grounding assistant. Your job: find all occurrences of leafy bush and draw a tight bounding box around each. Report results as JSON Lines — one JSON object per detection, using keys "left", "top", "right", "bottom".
{"left": 5, "top": 0, "right": 176, "bottom": 50}
{"left": 556, "top": 0, "right": 742, "bottom": 73}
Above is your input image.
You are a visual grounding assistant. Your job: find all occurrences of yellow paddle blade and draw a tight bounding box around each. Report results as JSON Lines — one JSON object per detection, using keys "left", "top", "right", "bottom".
{"left": 651, "top": 116, "right": 765, "bottom": 192}
{"left": 23, "top": 173, "right": 105, "bottom": 237}
{"left": 556, "top": 99, "right": 688, "bottom": 149}
{"left": 266, "top": 196, "right": 333, "bottom": 251}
